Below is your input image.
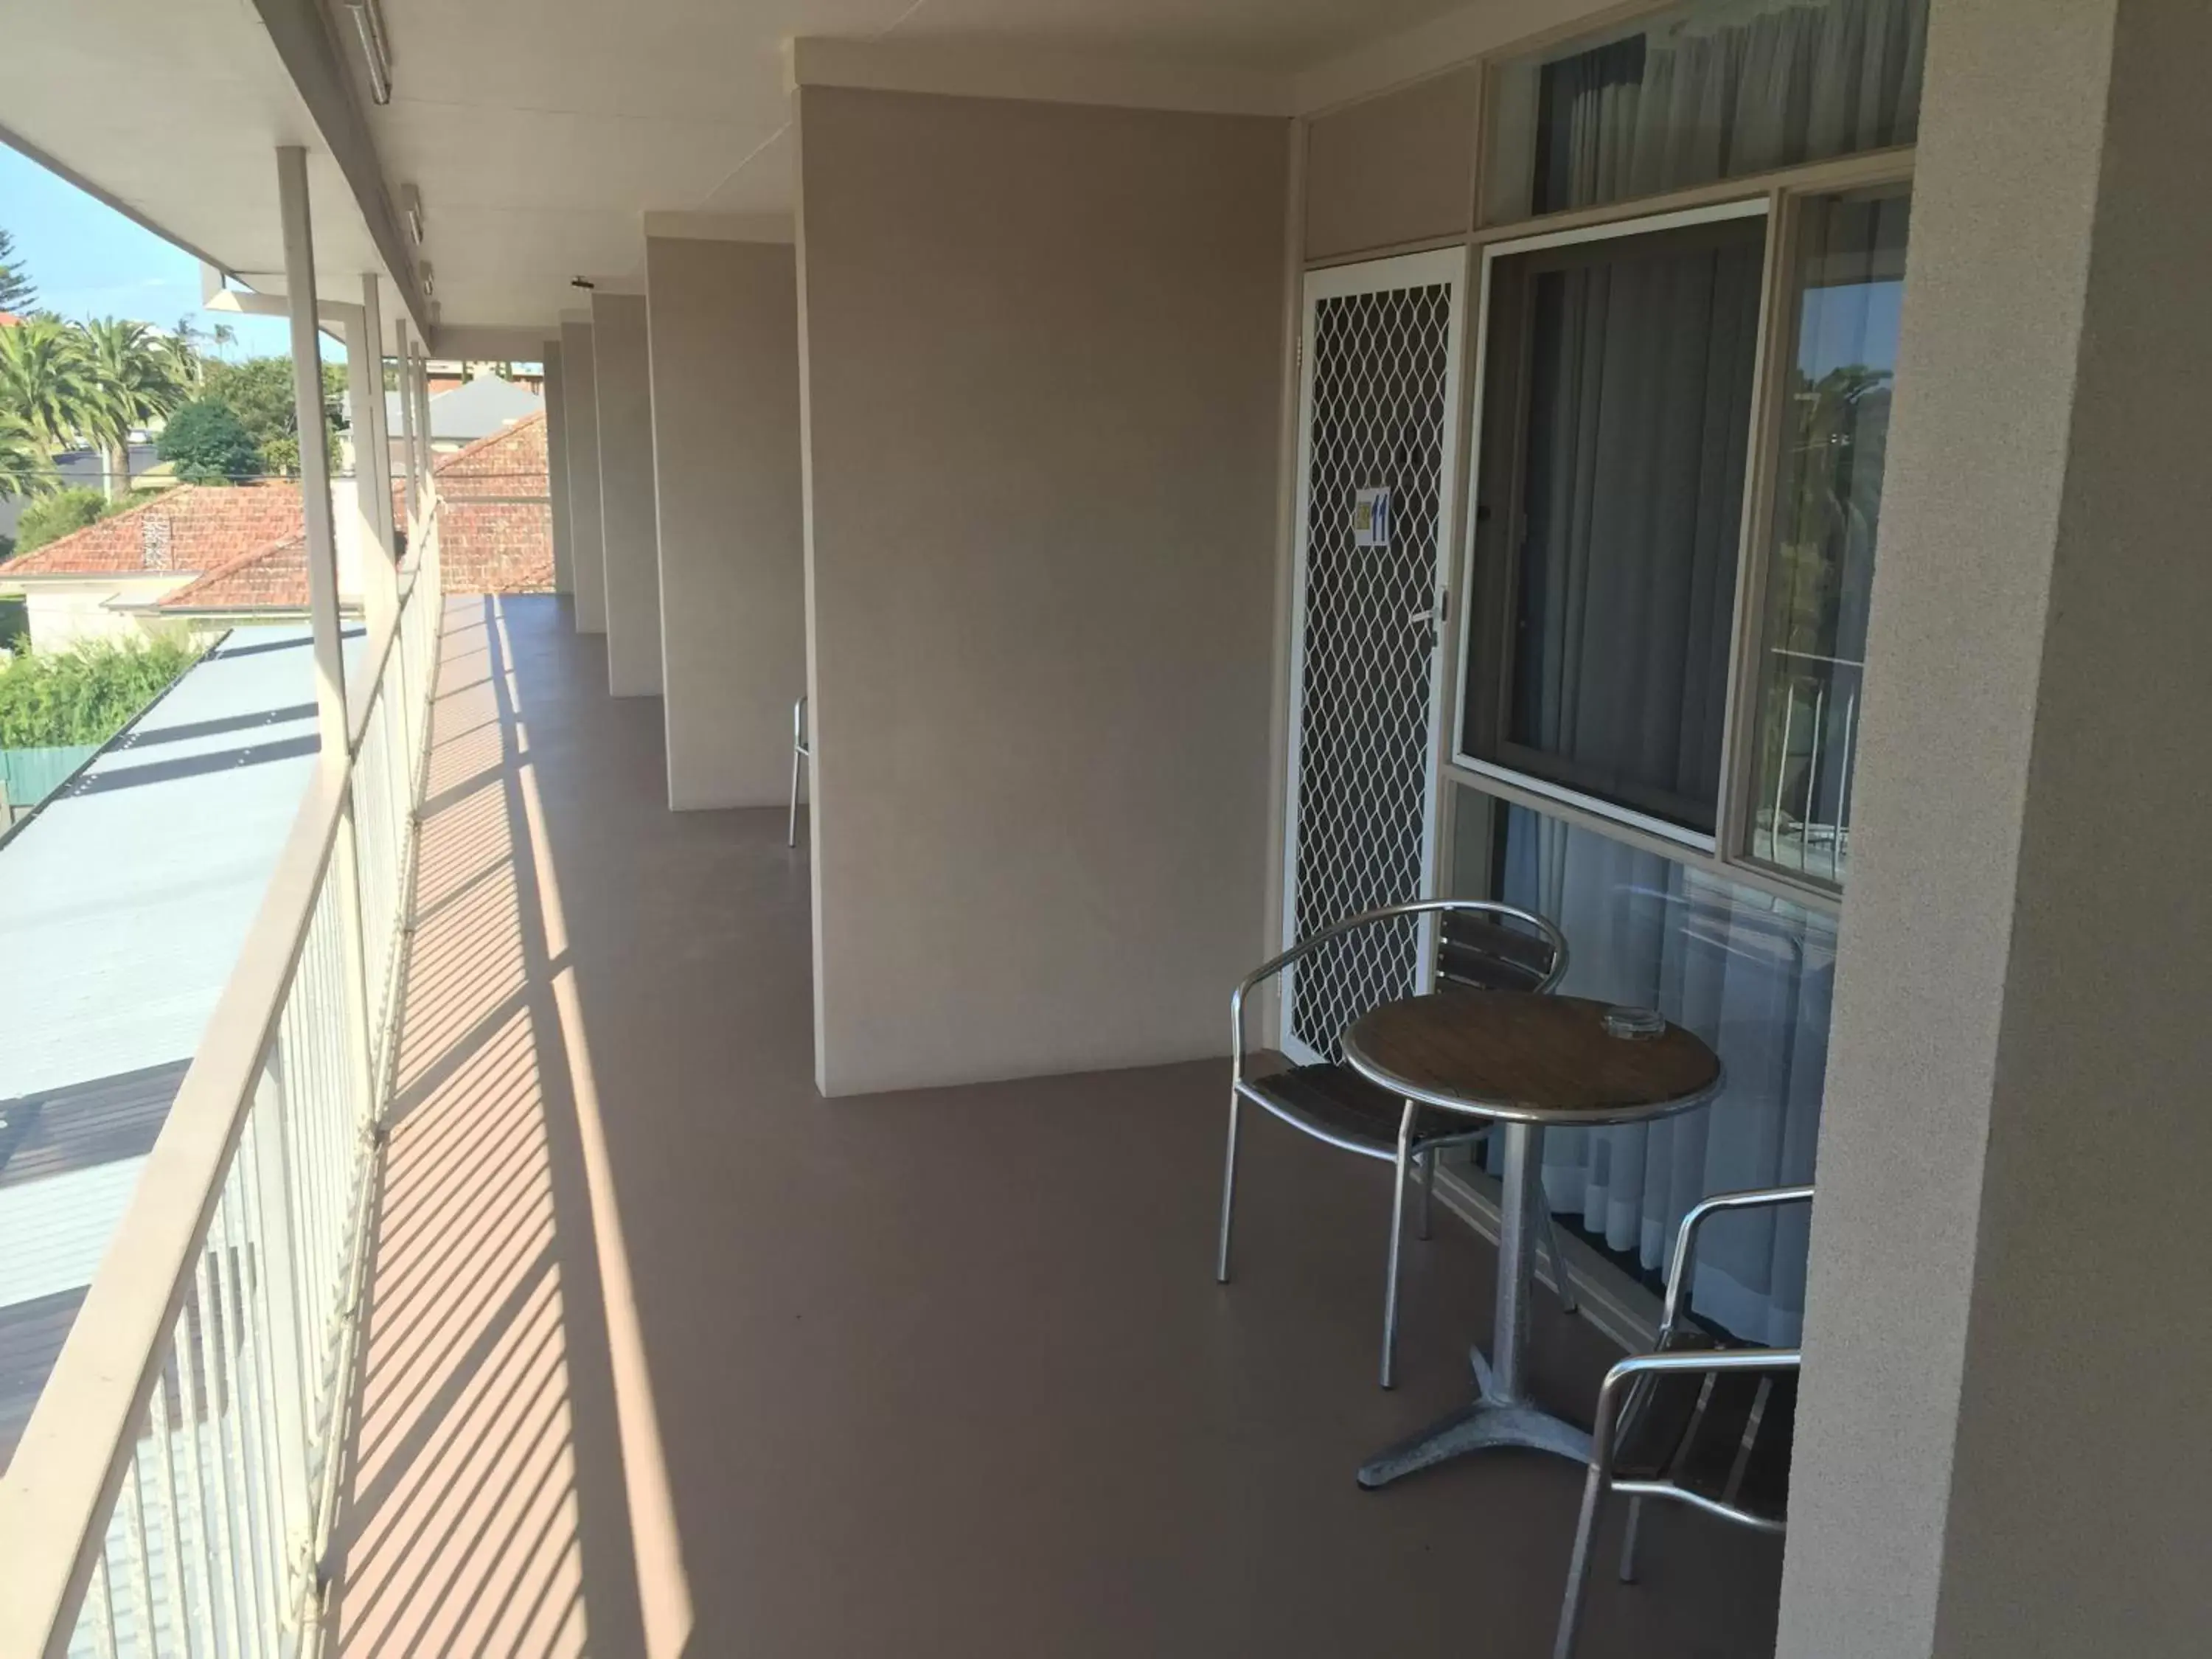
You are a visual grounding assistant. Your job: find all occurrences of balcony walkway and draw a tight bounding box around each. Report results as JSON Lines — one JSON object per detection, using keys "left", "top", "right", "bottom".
{"left": 323, "top": 593, "right": 1783, "bottom": 1658}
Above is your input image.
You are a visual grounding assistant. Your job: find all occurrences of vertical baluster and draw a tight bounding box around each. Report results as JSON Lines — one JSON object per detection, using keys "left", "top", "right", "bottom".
{"left": 174, "top": 1290, "right": 219, "bottom": 1658}
{"left": 87, "top": 1549, "right": 119, "bottom": 1659}
{"left": 120, "top": 1450, "right": 156, "bottom": 1657}
{"left": 237, "top": 1126, "right": 290, "bottom": 1639}
{"left": 1834, "top": 687, "right": 1859, "bottom": 883}
{"left": 213, "top": 1174, "right": 271, "bottom": 1659}
{"left": 1804, "top": 686, "right": 1826, "bottom": 874}
{"left": 1769, "top": 685, "right": 1795, "bottom": 865}
{"left": 191, "top": 1251, "right": 243, "bottom": 1657}
{"left": 150, "top": 1371, "right": 192, "bottom": 1659}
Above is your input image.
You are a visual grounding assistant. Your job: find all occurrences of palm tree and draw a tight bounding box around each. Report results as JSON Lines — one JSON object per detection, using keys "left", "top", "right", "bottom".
{"left": 0, "top": 413, "right": 55, "bottom": 501}
{"left": 78, "top": 317, "right": 185, "bottom": 500}
{"left": 0, "top": 315, "right": 92, "bottom": 456}
{"left": 159, "top": 316, "right": 206, "bottom": 392}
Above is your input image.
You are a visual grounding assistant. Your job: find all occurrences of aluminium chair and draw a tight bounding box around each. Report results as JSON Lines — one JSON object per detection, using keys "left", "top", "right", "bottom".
{"left": 787, "top": 695, "right": 810, "bottom": 847}
{"left": 1553, "top": 1184, "right": 1815, "bottom": 1659}
{"left": 1217, "top": 898, "right": 1579, "bottom": 1389}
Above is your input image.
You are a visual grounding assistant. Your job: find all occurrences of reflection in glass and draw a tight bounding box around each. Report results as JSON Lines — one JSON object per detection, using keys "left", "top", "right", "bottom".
{"left": 1748, "top": 189, "right": 1910, "bottom": 885}
{"left": 1452, "top": 787, "right": 1834, "bottom": 1343}
{"left": 1463, "top": 215, "right": 1764, "bottom": 835}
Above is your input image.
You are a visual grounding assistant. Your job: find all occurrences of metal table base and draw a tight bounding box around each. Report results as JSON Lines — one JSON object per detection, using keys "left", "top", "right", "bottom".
{"left": 1357, "top": 1119, "right": 1590, "bottom": 1489}
{"left": 1357, "top": 1344, "right": 1591, "bottom": 1488}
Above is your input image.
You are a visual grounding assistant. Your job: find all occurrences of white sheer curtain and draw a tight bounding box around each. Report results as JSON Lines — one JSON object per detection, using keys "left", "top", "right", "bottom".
{"left": 1536, "top": 0, "right": 1929, "bottom": 214}
{"left": 1495, "top": 807, "right": 1834, "bottom": 1345}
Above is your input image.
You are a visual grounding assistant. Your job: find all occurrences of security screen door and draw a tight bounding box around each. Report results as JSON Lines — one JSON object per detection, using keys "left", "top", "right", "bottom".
{"left": 1279, "top": 249, "right": 1465, "bottom": 1065}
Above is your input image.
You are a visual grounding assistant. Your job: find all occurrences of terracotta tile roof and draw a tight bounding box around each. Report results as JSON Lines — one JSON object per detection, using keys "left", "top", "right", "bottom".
{"left": 153, "top": 532, "right": 310, "bottom": 613}
{"left": 1, "top": 483, "right": 304, "bottom": 578}
{"left": 433, "top": 409, "right": 547, "bottom": 495}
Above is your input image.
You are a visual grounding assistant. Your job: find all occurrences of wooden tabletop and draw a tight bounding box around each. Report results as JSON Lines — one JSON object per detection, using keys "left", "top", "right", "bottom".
{"left": 1342, "top": 991, "right": 1722, "bottom": 1126}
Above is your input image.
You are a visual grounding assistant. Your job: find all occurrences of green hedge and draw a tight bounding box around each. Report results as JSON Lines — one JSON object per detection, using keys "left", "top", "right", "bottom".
{"left": 0, "top": 633, "right": 204, "bottom": 748}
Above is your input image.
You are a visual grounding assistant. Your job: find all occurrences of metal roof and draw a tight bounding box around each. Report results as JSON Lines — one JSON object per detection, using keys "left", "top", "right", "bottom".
{"left": 0, "top": 623, "right": 362, "bottom": 1455}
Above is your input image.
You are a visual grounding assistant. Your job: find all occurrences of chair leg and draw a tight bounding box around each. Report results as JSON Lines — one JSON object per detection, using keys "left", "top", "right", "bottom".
{"left": 1554, "top": 1463, "right": 1610, "bottom": 1659}
{"left": 1618, "top": 1496, "right": 1646, "bottom": 1584}
{"left": 1216, "top": 1088, "right": 1241, "bottom": 1284}
{"left": 1417, "top": 1148, "right": 1436, "bottom": 1241}
{"left": 1542, "top": 1206, "right": 1579, "bottom": 1316}
{"left": 787, "top": 748, "right": 802, "bottom": 846}
{"left": 1380, "top": 1101, "right": 1415, "bottom": 1390}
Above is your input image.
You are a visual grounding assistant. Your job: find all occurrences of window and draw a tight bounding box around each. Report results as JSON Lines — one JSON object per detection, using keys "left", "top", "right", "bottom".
{"left": 1458, "top": 206, "right": 1767, "bottom": 840}
{"left": 1484, "top": 0, "right": 1930, "bottom": 223}
{"left": 1449, "top": 781, "right": 1833, "bottom": 1343}
{"left": 1743, "top": 187, "right": 1910, "bottom": 885}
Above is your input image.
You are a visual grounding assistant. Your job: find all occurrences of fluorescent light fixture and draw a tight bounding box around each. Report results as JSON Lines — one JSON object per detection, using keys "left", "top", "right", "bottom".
{"left": 419, "top": 261, "right": 435, "bottom": 297}
{"left": 400, "top": 184, "right": 425, "bottom": 245}
{"left": 347, "top": 0, "right": 393, "bottom": 105}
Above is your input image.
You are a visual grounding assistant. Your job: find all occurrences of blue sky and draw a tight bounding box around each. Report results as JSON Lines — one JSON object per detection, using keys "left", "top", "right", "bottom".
{"left": 0, "top": 142, "right": 311, "bottom": 358}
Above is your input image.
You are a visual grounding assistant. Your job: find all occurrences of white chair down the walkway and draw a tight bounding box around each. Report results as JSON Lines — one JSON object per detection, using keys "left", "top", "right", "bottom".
{"left": 788, "top": 694, "right": 810, "bottom": 847}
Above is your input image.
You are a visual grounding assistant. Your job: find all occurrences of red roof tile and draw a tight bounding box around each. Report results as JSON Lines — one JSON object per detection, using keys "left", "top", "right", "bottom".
{"left": 1, "top": 483, "right": 305, "bottom": 577}
{"left": 154, "top": 533, "right": 310, "bottom": 613}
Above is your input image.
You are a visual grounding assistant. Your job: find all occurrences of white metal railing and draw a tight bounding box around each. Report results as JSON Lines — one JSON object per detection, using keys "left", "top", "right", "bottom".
{"left": 0, "top": 503, "right": 445, "bottom": 1659}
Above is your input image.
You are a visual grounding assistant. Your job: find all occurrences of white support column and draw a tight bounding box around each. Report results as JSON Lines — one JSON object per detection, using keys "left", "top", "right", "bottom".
{"left": 412, "top": 345, "right": 433, "bottom": 501}
{"left": 543, "top": 338, "right": 574, "bottom": 594}
{"left": 342, "top": 292, "right": 395, "bottom": 636}
{"left": 358, "top": 276, "right": 396, "bottom": 561}
{"left": 276, "top": 146, "right": 348, "bottom": 754}
{"left": 276, "top": 144, "right": 378, "bottom": 1184}
{"left": 395, "top": 318, "right": 420, "bottom": 533}
{"left": 1778, "top": 3, "right": 2212, "bottom": 1655}
{"left": 590, "top": 291, "right": 661, "bottom": 696}
{"left": 644, "top": 234, "right": 803, "bottom": 807}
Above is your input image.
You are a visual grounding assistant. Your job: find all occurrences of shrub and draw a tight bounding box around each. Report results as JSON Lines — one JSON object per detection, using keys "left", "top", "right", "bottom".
{"left": 0, "top": 632, "right": 204, "bottom": 747}
{"left": 158, "top": 397, "right": 263, "bottom": 484}
{"left": 14, "top": 487, "right": 109, "bottom": 554}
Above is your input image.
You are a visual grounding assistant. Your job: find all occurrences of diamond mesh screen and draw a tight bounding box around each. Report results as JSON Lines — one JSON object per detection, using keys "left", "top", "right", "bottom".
{"left": 1287, "top": 282, "right": 1454, "bottom": 1060}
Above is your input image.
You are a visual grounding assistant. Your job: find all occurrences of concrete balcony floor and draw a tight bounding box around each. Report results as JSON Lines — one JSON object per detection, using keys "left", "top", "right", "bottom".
{"left": 322, "top": 594, "right": 1784, "bottom": 1658}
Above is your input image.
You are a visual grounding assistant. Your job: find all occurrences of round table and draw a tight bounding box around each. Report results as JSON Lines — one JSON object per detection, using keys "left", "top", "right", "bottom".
{"left": 1343, "top": 989, "right": 1722, "bottom": 1490}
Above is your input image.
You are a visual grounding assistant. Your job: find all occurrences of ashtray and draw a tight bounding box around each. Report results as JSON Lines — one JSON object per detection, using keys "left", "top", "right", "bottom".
{"left": 1601, "top": 1006, "right": 1666, "bottom": 1040}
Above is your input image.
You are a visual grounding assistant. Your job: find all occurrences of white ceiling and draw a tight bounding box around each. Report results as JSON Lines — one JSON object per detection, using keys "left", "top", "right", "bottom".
{"left": 365, "top": 0, "right": 1505, "bottom": 331}
{"left": 1, "top": 0, "right": 1600, "bottom": 347}
{"left": 0, "top": 1, "right": 406, "bottom": 332}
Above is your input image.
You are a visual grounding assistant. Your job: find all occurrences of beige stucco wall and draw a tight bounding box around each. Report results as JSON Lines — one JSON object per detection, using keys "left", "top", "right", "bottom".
{"left": 1778, "top": 1, "right": 2212, "bottom": 1654}
{"left": 644, "top": 235, "right": 806, "bottom": 810}
{"left": 15, "top": 579, "right": 189, "bottom": 650}
{"left": 1303, "top": 67, "right": 1480, "bottom": 262}
{"left": 796, "top": 85, "right": 1288, "bottom": 1096}
{"left": 542, "top": 340, "right": 573, "bottom": 595}
{"left": 591, "top": 292, "right": 662, "bottom": 697}
{"left": 558, "top": 319, "right": 607, "bottom": 633}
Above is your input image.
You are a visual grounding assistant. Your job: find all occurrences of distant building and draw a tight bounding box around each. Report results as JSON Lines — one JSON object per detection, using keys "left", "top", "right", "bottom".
{"left": 0, "top": 412, "right": 553, "bottom": 646}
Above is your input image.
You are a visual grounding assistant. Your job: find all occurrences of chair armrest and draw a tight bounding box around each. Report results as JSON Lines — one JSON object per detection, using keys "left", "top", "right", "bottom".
{"left": 1658, "top": 1185, "right": 1815, "bottom": 1345}
{"left": 1591, "top": 1346, "right": 1803, "bottom": 1475}
{"left": 1230, "top": 900, "right": 1570, "bottom": 1072}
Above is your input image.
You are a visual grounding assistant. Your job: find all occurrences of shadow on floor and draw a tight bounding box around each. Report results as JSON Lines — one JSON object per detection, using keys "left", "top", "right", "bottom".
{"left": 330, "top": 593, "right": 1783, "bottom": 1659}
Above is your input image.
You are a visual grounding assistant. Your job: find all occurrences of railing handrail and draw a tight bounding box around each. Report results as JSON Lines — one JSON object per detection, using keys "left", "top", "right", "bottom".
{"left": 0, "top": 512, "right": 442, "bottom": 1655}
{"left": 0, "top": 749, "right": 350, "bottom": 1652}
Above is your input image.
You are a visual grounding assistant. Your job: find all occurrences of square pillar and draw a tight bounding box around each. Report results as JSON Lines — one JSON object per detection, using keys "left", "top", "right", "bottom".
{"left": 644, "top": 232, "right": 804, "bottom": 810}
{"left": 796, "top": 86, "right": 1287, "bottom": 1095}
{"left": 591, "top": 291, "right": 662, "bottom": 696}
{"left": 543, "top": 338, "right": 574, "bottom": 595}
{"left": 559, "top": 315, "right": 607, "bottom": 633}
{"left": 1779, "top": 2, "right": 2212, "bottom": 1654}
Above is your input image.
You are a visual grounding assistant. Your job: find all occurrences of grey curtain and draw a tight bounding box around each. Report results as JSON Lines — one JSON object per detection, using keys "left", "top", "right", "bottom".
{"left": 1514, "top": 232, "right": 1764, "bottom": 827}
{"left": 1535, "top": 0, "right": 1930, "bottom": 215}
{"left": 1498, "top": 808, "right": 1833, "bottom": 1345}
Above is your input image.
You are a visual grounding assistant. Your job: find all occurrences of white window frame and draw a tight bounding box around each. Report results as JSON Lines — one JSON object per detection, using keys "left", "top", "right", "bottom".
{"left": 1449, "top": 195, "right": 1775, "bottom": 860}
